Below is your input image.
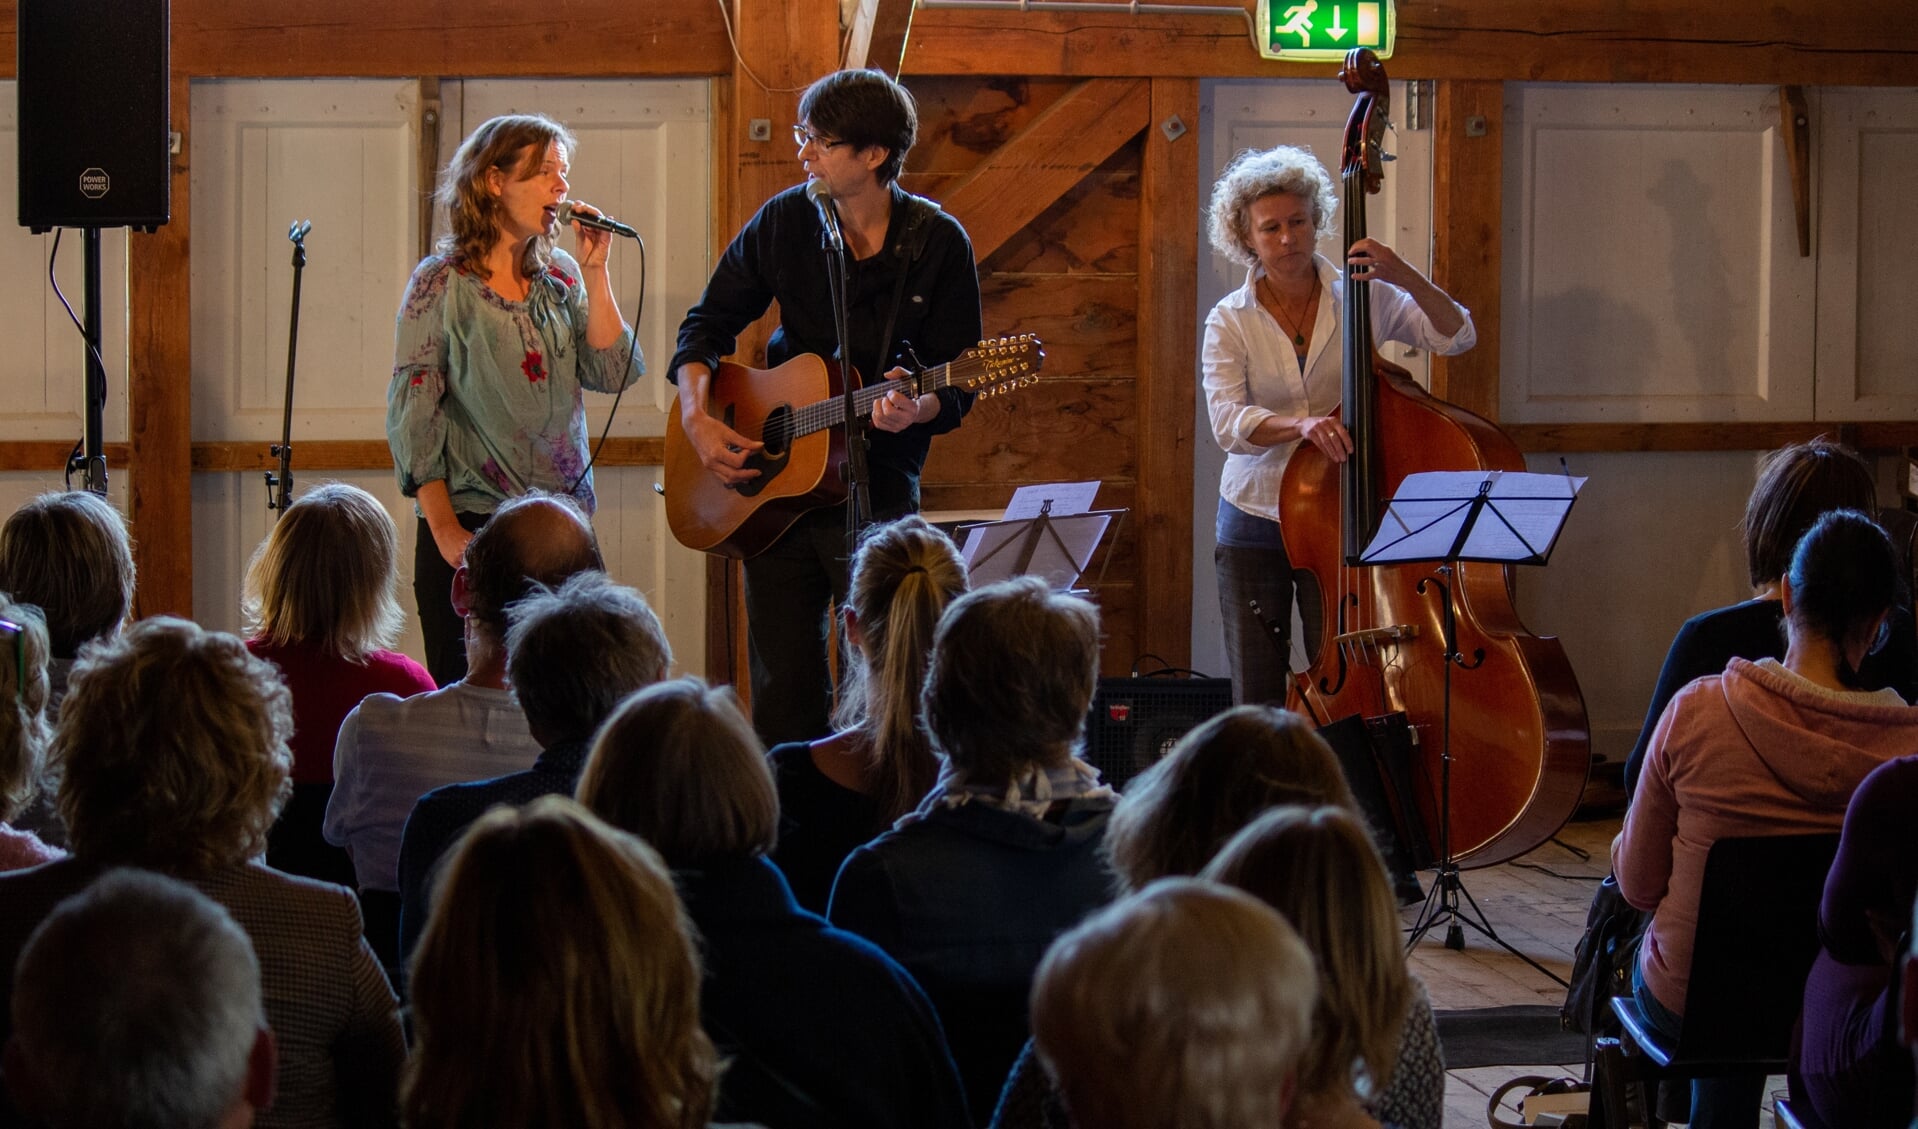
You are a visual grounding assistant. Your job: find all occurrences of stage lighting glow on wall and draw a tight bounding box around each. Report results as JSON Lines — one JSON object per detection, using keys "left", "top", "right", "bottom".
{"left": 1254, "top": 0, "right": 1395, "bottom": 62}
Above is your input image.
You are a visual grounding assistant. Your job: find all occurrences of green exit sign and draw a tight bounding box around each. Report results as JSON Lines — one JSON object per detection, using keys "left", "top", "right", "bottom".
{"left": 1254, "top": 0, "right": 1395, "bottom": 61}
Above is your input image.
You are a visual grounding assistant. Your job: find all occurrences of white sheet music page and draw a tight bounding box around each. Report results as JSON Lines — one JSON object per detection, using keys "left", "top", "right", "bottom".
{"left": 1362, "top": 470, "right": 1585, "bottom": 564}
{"left": 1003, "top": 481, "right": 1100, "bottom": 520}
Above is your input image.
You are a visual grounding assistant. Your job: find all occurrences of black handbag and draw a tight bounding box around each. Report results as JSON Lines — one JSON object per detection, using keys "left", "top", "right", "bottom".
{"left": 1559, "top": 873, "right": 1647, "bottom": 1048}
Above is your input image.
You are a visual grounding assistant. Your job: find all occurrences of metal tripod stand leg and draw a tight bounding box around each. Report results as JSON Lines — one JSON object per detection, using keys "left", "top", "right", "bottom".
{"left": 1401, "top": 568, "right": 1567, "bottom": 989}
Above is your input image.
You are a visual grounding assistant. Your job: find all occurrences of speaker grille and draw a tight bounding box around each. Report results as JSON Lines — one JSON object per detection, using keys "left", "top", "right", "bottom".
{"left": 1081, "top": 677, "right": 1232, "bottom": 791}
{"left": 18, "top": 0, "right": 171, "bottom": 230}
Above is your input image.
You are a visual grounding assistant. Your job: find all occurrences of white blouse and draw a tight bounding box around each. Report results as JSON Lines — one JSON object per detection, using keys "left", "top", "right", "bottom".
{"left": 1201, "top": 253, "right": 1476, "bottom": 522}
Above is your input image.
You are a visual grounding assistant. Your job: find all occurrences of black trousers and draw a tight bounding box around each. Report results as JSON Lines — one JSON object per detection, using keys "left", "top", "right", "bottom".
{"left": 413, "top": 512, "right": 492, "bottom": 688}
{"left": 742, "top": 506, "right": 856, "bottom": 747}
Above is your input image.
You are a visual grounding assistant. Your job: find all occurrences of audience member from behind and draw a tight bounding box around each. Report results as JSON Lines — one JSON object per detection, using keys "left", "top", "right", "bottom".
{"left": 1030, "top": 878, "right": 1318, "bottom": 1129}
{"left": 1790, "top": 751, "right": 1918, "bottom": 1128}
{"left": 1616, "top": 509, "right": 1918, "bottom": 1129}
{"left": 0, "top": 617, "right": 405, "bottom": 1129}
{"left": 0, "top": 490, "right": 135, "bottom": 850}
{"left": 0, "top": 602, "right": 57, "bottom": 871}
{"left": 768, "top": 515, "right": 969, "bottom": 912}
{"left": 579, "top": 677, "right": 970, "bottom": 1129}
{"left": 993, "top": 705, "right": 1442, "bottom": 1129}
{"left": 404, "top": 798, "right": 714, "bottom": 1129}
{"left": 829, "top": 577, "right": 1116, "bottom": 1121}
{"left": 325, "top": 490, "right": 600, "bottom": 966}
{"left": 0, "top": 490, "right": 134, "bottom": 710}
{"left": 4, "top": 869, "right": 275, "bottom": 1129}
{"left": 1204, "top": 806, "right": 1418, "bottom": 1129}
{"left": 244, "top": 483, "right": 435, "bottom": 888}
{"left": 1624, "top": 439, "right": 1914, "bottom": 796}
{"left": 397, "top": 571, "right": 670, "bottom": 963}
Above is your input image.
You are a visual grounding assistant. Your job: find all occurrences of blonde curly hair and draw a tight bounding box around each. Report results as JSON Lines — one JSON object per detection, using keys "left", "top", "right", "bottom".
{"left": 0, "top": 597, "right": 52, "bottom": 821}
{"left": 1205, "top": 144, "right": 1339, "bottom": 268}
{"left": 55, "top": 617, "right": 292, "bottom": 873}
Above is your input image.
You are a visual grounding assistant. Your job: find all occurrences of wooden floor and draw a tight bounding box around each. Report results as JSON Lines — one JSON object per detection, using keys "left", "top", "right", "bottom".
{"left": 1413, "top": 814, "right": 1784, "bottom": 1128}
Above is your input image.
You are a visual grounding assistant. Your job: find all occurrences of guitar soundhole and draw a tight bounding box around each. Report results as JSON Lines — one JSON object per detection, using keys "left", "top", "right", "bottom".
{"left": 731, "top": 403, "right": 792, "bottom": 500}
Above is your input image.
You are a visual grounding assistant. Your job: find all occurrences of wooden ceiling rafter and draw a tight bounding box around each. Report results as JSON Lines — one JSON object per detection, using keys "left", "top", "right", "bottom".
{"left": 938, "top": 77, "right": 1151, "bottom": 263}
{"left": 843, "top": 0, "right": 916, "bottom": 76}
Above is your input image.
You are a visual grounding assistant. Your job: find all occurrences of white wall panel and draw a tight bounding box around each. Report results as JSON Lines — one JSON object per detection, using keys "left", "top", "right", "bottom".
{"left": 0, "top": 82, "right": 131, "bottom": 445}
{"left": 1814, "top": 88, "right": 1918, "bottom": 419}
{"left": 191, "top": 79, "right": 421, "bottom": 442}
{"left": 1501, "top": 84, "right": 1814, "bottom": 424}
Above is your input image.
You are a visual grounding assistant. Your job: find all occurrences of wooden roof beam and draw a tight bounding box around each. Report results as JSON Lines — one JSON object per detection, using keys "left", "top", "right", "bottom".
{"left": 843, "top": 0, "right": 916, "bottom": 77}
{"left": 940, "top": 78, "right": 1150, "bottom": 263}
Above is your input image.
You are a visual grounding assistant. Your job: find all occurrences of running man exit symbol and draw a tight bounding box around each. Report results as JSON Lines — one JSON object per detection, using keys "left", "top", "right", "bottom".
{"left": 1257, "top": 0, "right": 1395, "bottom": 60}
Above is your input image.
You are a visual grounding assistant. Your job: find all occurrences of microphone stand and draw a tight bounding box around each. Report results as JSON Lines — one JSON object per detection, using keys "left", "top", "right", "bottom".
{"left": 265, "top": 220, "right": 310, "bottom": 517}
{"left": 819, "top": 196, "right": 872, "bottom": 555}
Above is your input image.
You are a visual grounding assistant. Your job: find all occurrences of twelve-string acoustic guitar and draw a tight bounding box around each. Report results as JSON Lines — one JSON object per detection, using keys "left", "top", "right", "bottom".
{"left": 665, "top": 334, "right": 1043, "bottom": 559}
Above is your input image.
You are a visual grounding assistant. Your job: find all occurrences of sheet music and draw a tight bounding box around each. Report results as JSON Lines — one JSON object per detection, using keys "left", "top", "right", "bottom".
{"left": 1003, "top": 481, "right": 1100, "bottom": 520}
{"left": 1362, "top": 470, "right": 1585, "bottom": 564}
{"left": 961, "top": 512, "right": 1113, "bottom": 590}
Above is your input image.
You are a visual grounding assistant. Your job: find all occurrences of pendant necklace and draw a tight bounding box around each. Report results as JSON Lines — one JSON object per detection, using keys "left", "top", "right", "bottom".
{"left": 1261, "top": 274, "right": 1318, "bottom": 349}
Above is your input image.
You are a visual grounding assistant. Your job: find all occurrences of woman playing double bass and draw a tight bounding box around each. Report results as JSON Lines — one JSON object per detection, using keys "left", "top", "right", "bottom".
{"left": 1202, "top": 144, "right": 1477, "bottom": 707}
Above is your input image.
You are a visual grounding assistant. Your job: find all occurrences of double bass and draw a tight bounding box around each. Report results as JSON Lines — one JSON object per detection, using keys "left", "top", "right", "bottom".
{"left": 1279, "top": 49, "right": 1589, "bottom": 869}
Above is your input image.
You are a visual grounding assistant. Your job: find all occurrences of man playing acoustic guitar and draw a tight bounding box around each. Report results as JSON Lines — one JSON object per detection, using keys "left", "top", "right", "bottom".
{"left": 669, "top": 68, "right": 983, "bottom": 745}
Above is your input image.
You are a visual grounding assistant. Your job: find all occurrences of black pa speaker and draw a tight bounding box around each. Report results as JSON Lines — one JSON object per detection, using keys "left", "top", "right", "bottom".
{"left": 18, "top": 0, "right": 171, "bottom": 231}
{"left": 1082, "top": 677, "right": 1232, "bottom": 791}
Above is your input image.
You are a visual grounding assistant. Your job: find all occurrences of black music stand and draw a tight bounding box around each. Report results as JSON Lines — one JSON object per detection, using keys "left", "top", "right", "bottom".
{"left": 1364, "top": 469, "right": 1583, "bottom": 984}
{"left": 957, "top": 499, "right": 1123, "bottom": 592}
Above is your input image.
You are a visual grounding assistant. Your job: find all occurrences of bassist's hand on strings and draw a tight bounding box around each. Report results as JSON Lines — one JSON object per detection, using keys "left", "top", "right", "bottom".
{"left": 1297, "top": 414, "right": 1354, "bottom": 463}
{"left": 869, "top": 366, "right": 939, "bottom": 433}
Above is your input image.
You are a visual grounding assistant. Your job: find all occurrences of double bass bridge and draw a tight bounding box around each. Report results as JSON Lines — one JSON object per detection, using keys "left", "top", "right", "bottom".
{"left": 1332, "top": 623, "right": 1420, "bottom": 671}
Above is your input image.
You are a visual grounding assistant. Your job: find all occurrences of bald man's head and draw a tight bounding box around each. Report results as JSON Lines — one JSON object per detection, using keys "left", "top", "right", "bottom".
{"left": 458, "top": 492, "right": 602, "bottom": 641}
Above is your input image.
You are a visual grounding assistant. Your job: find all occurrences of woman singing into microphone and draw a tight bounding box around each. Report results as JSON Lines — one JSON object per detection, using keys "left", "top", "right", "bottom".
{"left": 388, "top": 114, "right": 641, "bottom": 685}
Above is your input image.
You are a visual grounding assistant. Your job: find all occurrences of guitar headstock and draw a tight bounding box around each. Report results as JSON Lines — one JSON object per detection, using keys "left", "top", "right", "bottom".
{"left": 958, "top": 334, "right": 1044, "bottom": 399}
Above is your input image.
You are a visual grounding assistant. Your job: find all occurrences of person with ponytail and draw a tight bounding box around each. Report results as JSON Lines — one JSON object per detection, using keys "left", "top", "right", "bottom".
{"left": 0, "top": 598, "right": 55, "bottom": 871}
{"left": 1615, "top": 509, "right": 1918, "bottom": 1129}
{"left": 767, "top": 515, "right": 968, "bottom": 913}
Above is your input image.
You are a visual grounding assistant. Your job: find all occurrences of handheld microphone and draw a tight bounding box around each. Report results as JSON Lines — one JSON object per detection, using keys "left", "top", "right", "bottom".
{"left": 805, "top": 180, "right": 845, "bottom": 253}
{"left": 556, "top": 201, "right": 639, "bottom": 239}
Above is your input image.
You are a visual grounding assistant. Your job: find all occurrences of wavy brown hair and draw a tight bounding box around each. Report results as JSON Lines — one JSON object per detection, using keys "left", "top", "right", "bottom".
{"left": 1104, "top": 705, "right": 1355, "bottom": 894}
{"left": 0, "top": 490, "right": 135, "bottom": 659}
{"left": 404, "top": 798, "right": 715, "bottom": 1129}
{"left": 833, "top": 516, "right": 968, "bottom": 823}
{"left": 921, "top": 577, "right": 1101, "bottom": 785}
{"left": 55, "top": 618, "right": 292, "bottom": 874}
{"left": 1203, "top": 806, "right": 1413, "bottom": 1107}
{"left": 435, "top": 113, "right": 576, "bottom": 279}
{"left": 242, "top": 482, "right": 405, "bottom": 661}
{"left": 577, "top": 678, "right": 778, "bottom": 869}
{"left": 0, "top": 598, "right": 52, "bottom": 821}
{"left": 1742, "top": 438, "right": 1876, "bottom": 588}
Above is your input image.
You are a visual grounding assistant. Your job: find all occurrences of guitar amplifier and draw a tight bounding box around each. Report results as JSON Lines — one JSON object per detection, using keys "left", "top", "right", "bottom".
{"left": 1082, "top": 677, "right": 1233, "bottom": 791}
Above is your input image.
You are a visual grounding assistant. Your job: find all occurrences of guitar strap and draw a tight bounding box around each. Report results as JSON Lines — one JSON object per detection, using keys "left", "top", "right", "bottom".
{"left": 870, "top": 190, "right": 943, "bottom": 389}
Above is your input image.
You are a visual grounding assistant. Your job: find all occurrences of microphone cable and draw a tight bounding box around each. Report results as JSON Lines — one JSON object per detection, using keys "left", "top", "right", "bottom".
{"left": 46, "top": 228, "right": 115, "bottom": 492}
{"left": 566, "top": 221, "right": 646, "bottom": 499}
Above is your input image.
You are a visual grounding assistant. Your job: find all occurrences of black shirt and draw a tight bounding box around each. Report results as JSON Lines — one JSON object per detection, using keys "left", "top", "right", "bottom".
{"left": 669, "top": 181, "right": 984, "bottom": 512}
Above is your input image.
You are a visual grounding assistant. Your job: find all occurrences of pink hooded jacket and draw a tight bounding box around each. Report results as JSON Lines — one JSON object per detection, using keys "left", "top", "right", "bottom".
{"left": 1616, "top": 657, "right": 1918, "bottom": 1014}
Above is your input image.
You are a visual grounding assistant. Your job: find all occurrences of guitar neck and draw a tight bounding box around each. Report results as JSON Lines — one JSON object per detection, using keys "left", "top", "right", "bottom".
{"left": 787, "top": 359, "right": 962, "bottom": 440}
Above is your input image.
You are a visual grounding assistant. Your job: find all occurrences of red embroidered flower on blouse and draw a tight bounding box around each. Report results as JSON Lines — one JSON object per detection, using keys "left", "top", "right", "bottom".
{"left": 522, "top": 351, "right": 547, "bottom": 383}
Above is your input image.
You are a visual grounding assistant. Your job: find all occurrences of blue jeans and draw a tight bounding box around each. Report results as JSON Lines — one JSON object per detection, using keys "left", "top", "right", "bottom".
{"left": 1632, "top": 959, "right": 1765, "bottom": 1129}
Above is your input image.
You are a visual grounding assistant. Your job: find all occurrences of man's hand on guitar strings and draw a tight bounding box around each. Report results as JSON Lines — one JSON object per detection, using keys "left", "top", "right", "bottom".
{"left": 685, "top": 411, "right": 762, "bottom": 485}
